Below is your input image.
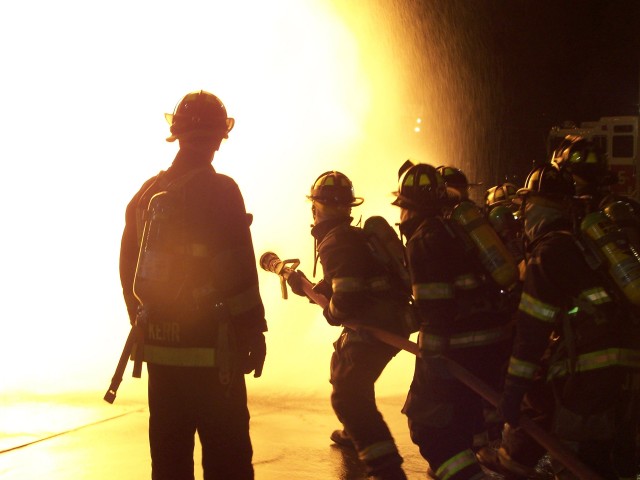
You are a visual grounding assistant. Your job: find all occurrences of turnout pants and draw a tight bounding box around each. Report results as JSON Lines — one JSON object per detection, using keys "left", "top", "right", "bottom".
{"left": 502, "top": 366, "right": 637, "bottom": 480}
{"left": 403, "top": 340, "right": 511, "bottom": 480}
{"left": 330, "top": 329, "right": 405, "bottom": 477}
{"left": 147, "top": 364, "right": 254, "bottom": 480}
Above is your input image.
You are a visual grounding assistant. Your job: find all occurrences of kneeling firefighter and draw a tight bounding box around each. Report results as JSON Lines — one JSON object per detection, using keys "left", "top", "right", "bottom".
{"left": 119, "top": 90, "right": 268, "bottom": 480}
{"left": 287, "top": 170, "right": 412, "bottom": 480}
{"left": 393, "top": 163, "right": 514, "bottom": 480}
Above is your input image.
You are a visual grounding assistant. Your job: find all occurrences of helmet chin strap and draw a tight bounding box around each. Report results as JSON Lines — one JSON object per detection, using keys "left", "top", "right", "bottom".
{"left": 313, "top": 236, "right": 319, "bottom": 278}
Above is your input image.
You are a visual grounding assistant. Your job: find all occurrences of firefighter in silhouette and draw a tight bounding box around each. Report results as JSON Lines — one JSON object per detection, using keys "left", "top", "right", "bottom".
{"left": 119, "top": 90, "right": 267, "bottom": 480}
{"left": 484, "top": 183, "right": 519, "bottom": 215}
{"left": 551, "top": 135, "right": 640, "bottom": 250}
{"left": 484, "top": 183, "right": 525, "bottom": 268}
{"left": 287, "top": 170, "right": 410, "bottom": 480}
{"left": 551, "top": 137, "right": 640, "bottom": 477}
{"left": 498, "top": 162, "right": 640, "bottom": 480}
{"left": 393, "top": 163, "right": 514, "bottom": 480}
{"left": 436, "top": 165, "right": 482, "bottom": 203}
{"left": 435, "top": 165, "right": 521, "bottom": 466}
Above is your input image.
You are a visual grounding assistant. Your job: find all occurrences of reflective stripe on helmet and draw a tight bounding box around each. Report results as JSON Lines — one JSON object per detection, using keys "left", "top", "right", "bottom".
{"left": 547, "top": 348, "right": 640, "bottom": 379}
{"left": 413, "top": 282, "right": 454, "bottom": 300}
{"left": 143, "top": 345, "right": 216, "bottom": 367}
{"left": 507, "top": 356, "right": 539, "bottom": 380}
{"left": 435, "top": 449, "right": 478, "bottom": 480}
{"left": 518, "top": 292, "right": 559, "bottom": 323}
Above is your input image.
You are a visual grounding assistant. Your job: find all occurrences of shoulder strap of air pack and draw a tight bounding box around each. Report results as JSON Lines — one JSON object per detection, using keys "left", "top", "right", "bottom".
{"left": 135, "top": 166, "right": 212, "bottom": 243}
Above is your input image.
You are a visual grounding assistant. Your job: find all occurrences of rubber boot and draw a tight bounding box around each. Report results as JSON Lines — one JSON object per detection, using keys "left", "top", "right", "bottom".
{"left": 330, "top": 429, "right": 355, "bottom": 448}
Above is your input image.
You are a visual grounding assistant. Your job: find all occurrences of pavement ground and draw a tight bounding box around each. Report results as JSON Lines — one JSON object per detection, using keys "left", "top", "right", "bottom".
{"left": 0, "top": 392, "right": 430, "bottom": 479}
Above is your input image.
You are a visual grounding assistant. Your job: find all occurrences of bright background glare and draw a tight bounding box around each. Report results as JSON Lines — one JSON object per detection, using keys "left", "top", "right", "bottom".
{"left": 0, "top": 0, "right": 489, "bottom": 402}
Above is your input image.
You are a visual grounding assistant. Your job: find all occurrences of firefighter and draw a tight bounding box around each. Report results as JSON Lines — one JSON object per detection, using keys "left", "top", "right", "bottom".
{"left": 393, "top": 163, "right": 513, "bottom": 480}
{"left": 484, "top": 183, "right": 525, "bottom": 269}
{"left": 498, "top": 162, "right": 640, "bottom": 480}
{"left": 484, "top": 183, "right": 519, "bottom": 216}
{"left": 436, "top": 165, "right": 520, "bottom": 466}
{"left": 551, "top": 135, "right": 640, "bottom": 229}
{"left": 287, "top": 170, "right": 410, "bottom": 480}
{"left": 436, "top": 165, "right": 481, "bottom": 203}
{"left": 119, "top": 90, "right": 268, "bottom": 480}
{"left": 552, "top": 136, "right": 640, "bottom": 475}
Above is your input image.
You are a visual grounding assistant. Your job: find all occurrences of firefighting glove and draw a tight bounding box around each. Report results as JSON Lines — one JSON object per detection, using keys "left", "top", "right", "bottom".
{"left": 240, "top": 332, "right": 266, "bottom": 378}
{"left": 286, "top": 270, "right": 310, "bottom": 297}
{"left": 498, "top": 383, "right": 528, "bottom": 427}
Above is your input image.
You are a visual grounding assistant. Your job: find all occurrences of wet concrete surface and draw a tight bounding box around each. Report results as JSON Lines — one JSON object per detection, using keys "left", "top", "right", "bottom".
{"left": 4, "top": 392, "right": 633, "bottom": 480}
{"left": 0, "top": 393, "right": 429, "bottom": 479}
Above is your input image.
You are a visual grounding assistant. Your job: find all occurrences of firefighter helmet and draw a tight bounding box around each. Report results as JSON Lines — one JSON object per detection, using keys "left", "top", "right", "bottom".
{"left": 485, "top": 183, "right": 518, "bottom": 210}
{"left": 398, "top": 159, "right": 416, "bottom": 179}
{"left": 165, "top": 90, "right": 235, "bottom": 142}
{"left": 436, "top": 165, "right": 469, "bottom": 189}
{"left": 517, "top": 163, "right": 575, "bottom": 200}
{"left": 392, "top": 163, "right": 448, "bottom": 209}
{"left": 307, "top": 171, "right": 364, "bottom": 206}
{"left": 551, "top": 135, "right": 610, "bottom": 184}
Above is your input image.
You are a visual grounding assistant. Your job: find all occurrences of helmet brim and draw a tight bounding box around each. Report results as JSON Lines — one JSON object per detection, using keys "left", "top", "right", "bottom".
{"left": 308, "top": 196, "right": 364, "bottom": 207}
{"left": 165, "top": 115, "right": 235, "bottom": 142}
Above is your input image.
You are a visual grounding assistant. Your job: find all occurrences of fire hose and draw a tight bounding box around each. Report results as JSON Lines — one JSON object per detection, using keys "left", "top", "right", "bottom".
{"left": 260, "top": 251, "right": 603, "bottom": 480}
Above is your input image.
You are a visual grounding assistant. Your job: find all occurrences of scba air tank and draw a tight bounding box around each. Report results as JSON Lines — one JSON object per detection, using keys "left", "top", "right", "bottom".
{"left": 450, "top": 201, "right": 519, "bottom": 290}
{"left": 133, "top": 190, "right": 184, "bottom": 307}
{"left": 580, "top": 210, "right": 640, "bottom": 307}
{"left": 603, "top": 200, "right": 640, "bottom": 253}
{"left": 363, "top": 215, "right": 411, "bottom": 291}
{"left": 488, "top": 205, "right": 524, "bottom": 264}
